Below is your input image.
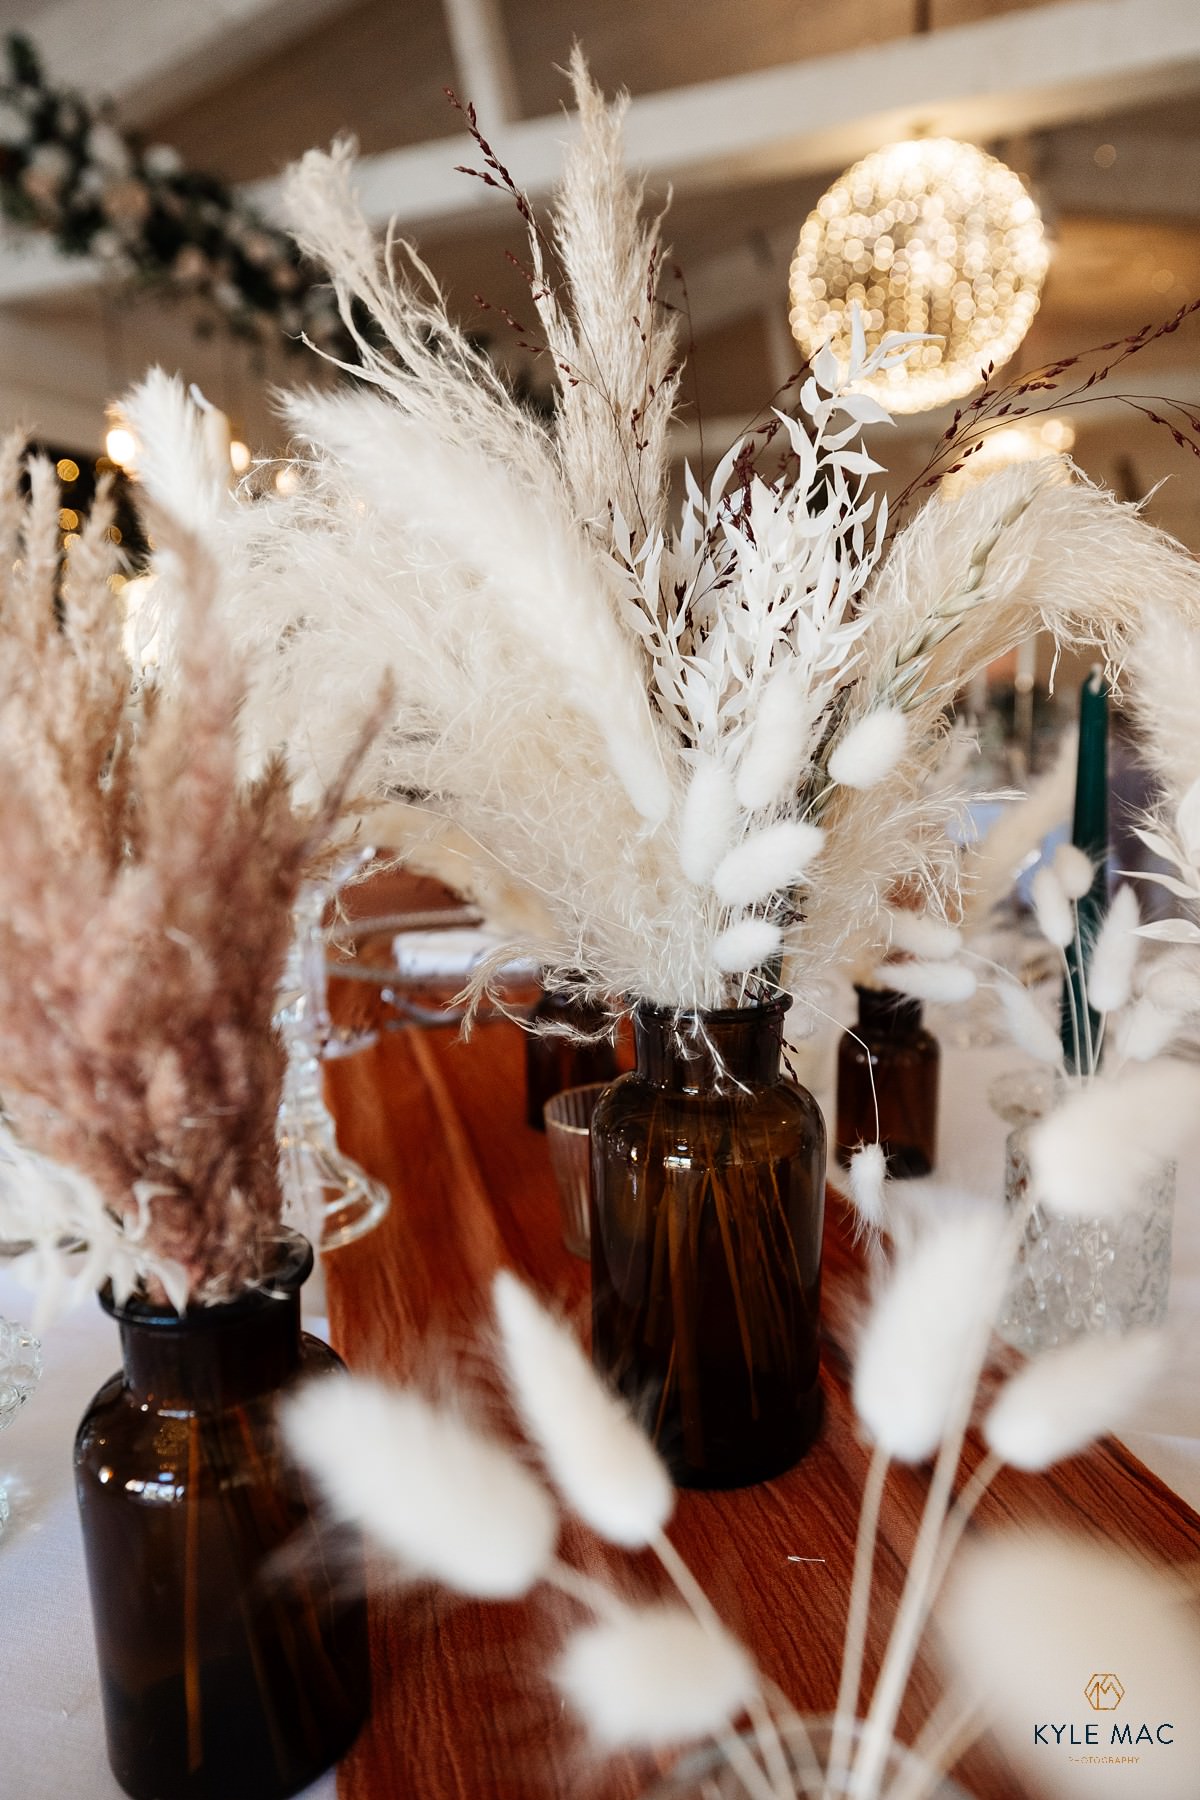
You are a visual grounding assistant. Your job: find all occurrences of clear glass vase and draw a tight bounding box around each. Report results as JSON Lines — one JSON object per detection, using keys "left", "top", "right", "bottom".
{"left": 0, "top": 1315, "right": 41, "bottom": 1537}
{"left": 998, "top": 1121, "right": 1174, "bottom": 1352}
{"left": 644, "top": 1715, "right": 972, "bottom": 1798}
{"left": 276, "top": 864, "right": 390, "bottom": 1253}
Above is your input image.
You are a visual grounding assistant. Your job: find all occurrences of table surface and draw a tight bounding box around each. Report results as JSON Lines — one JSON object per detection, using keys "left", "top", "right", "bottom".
{"left": 320, "top": 1013, "right": 1200, "bottom": 1800}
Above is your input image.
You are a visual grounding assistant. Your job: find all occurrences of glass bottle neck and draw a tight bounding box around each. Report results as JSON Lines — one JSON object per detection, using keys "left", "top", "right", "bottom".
{"left": 106, "top": 1236, "right": 312, "bottom": 1409}
{"left": 633, "top": 1001, "right": 788, "bottom": 1093}
{"left": 855, "top": 985, "right": 923, "bottom": 1038}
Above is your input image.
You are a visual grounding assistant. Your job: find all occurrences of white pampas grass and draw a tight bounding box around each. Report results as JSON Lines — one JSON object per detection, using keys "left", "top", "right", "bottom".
{"left": 852, "top": 1209, "right": 1010, "bottom": 1463}
{"left": 875, "top": 960, "right": 976, "bottom": 1003}
{"left": 492, "top": 1272, "right": 673, "bottom": 1549}
{"left": 554, "top": 1606, "right": 758, "bottom": 1750}
{"left": 847, "top": 1143, "right": 887, "bottom": 1231}
{"left": 282, "top": 1376, "right": 557, "bottom": 1598}
{"left": 1030, "top": 864, "right": 1075, "bottom": 949}
{"left": 712, "top": 917, "right": 783, "bottom": 974}
{"left": 711, "top": 821, "right": 825, "bottom": 907}
{"left": 957, "top": 727, "right": 1076, "bottom": 930}
{"left": 996, "top": 980, "right": 1064, "bottom": 1066}
{"left": 119, "top": 369, "right": 231, "bottom": 532}
{"left": 1053, "top": 841, "right": 1094, "bottom": 900}
{"left": 939, "top": 1532, "right": 1200, "bottom": 1800}
{"left": 1113, "top": 992, "right": 1185, "bottom": 1062}
{"left": 984, "top": 1329, "right": 1168, "bottom": 1470}
{"left": 1029, "top": 1059, "right": 1200, "bottom": 1216}
{"left": 828, "top": 708, "right": 907, "bottom": 790}
{"left": 1087, "top": 883, "right": 1141, "bottom": 1013}
{"left": 679, "top": 757, "right": 737, "bottom": 884}
{"left": 885, "top": 910, "right": 961, "bottom": 961}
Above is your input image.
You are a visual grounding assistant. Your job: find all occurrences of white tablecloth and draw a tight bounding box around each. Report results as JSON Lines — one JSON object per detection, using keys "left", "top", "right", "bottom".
{"left": 0, "top": 1045, "right": 1197, "bottom": 1797}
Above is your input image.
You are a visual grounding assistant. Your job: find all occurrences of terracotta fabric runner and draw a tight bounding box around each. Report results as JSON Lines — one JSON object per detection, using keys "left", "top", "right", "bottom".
{"left": 323, "top": 1014, "right": 1200, "bottom": 1800}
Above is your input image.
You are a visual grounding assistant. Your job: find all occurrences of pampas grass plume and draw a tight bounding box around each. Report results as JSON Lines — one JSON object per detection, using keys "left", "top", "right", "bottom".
{"left": 492, "top": 1272, "right": 673, "bottom": 1548}
{"left": 939, "top": 1532, "right": 1200, "bottom": 1800}
{"left": 828, "top": 708, "right": 907, "bottom": 790}
{"left": 874, "top": 960, "right": 977, "bottom": 1003}
{"left": 886, "top": 910, "right": 961, "bottom": 961}
{"left": 679, "top": 757, "right": 737, "bottom": 884}
{"left": 554, "top": 1606, "right": 758, "bottom": 1750}
{"left": 1029, "top": 1059, "right": 1200, "bottom": 1216}
{"left": 985, "top": 1329, "right": 1168, "bottom": 1470}
{"left": 1087, "top": 883, "right": 1141, "bottom": 1013}
{"left": 847, "top": 1142, "right": 887, "bottom": 1231}
{"left": 996, "top": 980, "right": 1064, "bottom": 1067}
{"left": 282, "top": 1375, "right": 558, "bottom": 1598}
{"left": 1031, "top": 865, "right": 1075, "bottom": 949}
{"left": 712, "top": 917, "right": 783, "bottom": 974}
{"left": 853, "top": 1209, "right": 1010, "bottom": 1463}
{"left": 1053, "top": 841, "right": 1094, "bottom": 901}
{"left": 712, "top": 821, "right": 824, "bottom": 906}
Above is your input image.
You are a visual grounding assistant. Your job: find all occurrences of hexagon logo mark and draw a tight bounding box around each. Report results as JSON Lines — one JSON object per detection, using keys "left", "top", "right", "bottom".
{"left": 1085, "top": 1673, "right": 1124, "bottom": 1711}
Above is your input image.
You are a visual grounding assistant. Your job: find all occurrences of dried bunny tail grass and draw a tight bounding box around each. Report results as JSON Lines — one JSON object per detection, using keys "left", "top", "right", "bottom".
{"left": 1029, "top": 1058, "right": 1200, "bottom": 1216}
{"left": 984, "top": 1329, "right": 1168, "bottom": 1470}
{"left": 938, "top": 1532, "right": 1200, "bottom": 1800}
{"left": 554, "top": 1605, "right": 759, "bottom": 1753}
{"left": 1087, "top": 883, "right": 1141, "bottom": 1013}
{"left": 875, "top": 959, "right": 976, "bottom": 1004}
{"left": 852, "top": 1207, "right": 1010, "bottom": 1464}
{"left": 995, "top": 979, "right": 1064, "bottom": 1066}
{"left": 492, "top": 1272, "right": 673, "bottom": 1548}
{"left": 1030, "top": 864, "right": 1075, "bottom": 949}
{"left": 282, "top": 1375, "right": 559, "bottom": 1598}
{"left": 534, "top": 49, "right": 681, "bottom": 542}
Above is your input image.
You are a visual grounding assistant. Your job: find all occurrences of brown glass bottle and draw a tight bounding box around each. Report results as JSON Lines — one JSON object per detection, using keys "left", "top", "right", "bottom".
{"left": 524, "top": 987, "right": 619, "bottom": 1129}
{"left": 590, "top": 999, "right": 825, "bottom": 1490}
{"left": 836, "top": 984, "right": 939, "bottom": 1179}
{"left": 74, "top": 1234, "right": 370, "bottom": 1800}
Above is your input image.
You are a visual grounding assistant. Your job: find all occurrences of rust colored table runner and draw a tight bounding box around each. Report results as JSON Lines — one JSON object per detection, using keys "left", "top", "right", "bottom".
{"left": 322, "top": 1015, "right": 1200, "bottom": 1800}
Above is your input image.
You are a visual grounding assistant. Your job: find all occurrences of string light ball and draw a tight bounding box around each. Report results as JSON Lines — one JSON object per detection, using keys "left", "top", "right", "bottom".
{"left": 789, "top": 137, "right": 1050, "bottom": 414}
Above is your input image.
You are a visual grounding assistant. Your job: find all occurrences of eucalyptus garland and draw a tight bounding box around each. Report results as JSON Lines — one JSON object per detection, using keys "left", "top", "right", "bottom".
{"left": 0, "top": 34, "right": 346, "bottom": 354}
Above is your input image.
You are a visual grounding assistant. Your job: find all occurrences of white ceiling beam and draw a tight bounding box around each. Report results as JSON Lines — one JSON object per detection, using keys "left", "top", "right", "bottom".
{"left": 5, "top": 0, "right": 1200, "bottom": 312}
{"left": 246, "top": 0, "right": 1200, "bottom": 234}
{"left": 441, "top": 0, "right": 520, "bottom": 128}
{"left": 29, "top": 0, "right": 359, "bottom": 126}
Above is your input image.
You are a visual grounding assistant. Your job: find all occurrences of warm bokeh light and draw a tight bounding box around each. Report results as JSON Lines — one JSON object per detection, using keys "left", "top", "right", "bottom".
{"left": 105, "top": 426, "right": 138, "bottom": 471}
{"left": 274, "top": 465, "right": 300, "bottom": 496}
{"left": 789, "top": 137, "right": 1050, "bottom": 414}
{"left": 940, "top": 416, "right": 1075, "bottom": 497}
{"left": 229, "top": 439, "right": 252, "bottom": 473}
{"left": 55, "top": 458, "right": 79, "bottom": 482}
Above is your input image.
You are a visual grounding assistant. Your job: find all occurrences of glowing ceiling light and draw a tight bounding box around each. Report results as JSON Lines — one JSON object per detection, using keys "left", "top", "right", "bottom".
{"left": 789, "top": 137, "right": 1050, "bottom": 414}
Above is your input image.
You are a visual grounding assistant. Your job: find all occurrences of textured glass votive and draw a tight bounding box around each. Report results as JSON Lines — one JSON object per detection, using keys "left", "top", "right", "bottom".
{"left": 543, "top": 1082, "right": 608, "bottom": 1259}
{"left": 0, "top": 1316, "right": 42, "bottom": 1538}
{"left": 998, "top": 1122, "right": 1174, "bottom": 1352}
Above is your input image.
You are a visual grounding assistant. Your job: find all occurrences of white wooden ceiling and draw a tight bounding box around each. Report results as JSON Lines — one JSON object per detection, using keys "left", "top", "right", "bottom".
{"left": 1, "top": 0, "right": 1199, "bottom": 544}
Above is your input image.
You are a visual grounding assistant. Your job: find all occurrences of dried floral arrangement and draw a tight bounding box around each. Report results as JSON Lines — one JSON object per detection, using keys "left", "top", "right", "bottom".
{"left": 122, "top": 56, "right": 1200, "bottom": 1040}
{"left": 0, "top": 437, "right": 374, "bottom": 1314}
{"left": 0, "top": 33, "right": 345, "bottom": 353}
{"left": 283, "top": 1261, "right": 1198, "bottom": 1800}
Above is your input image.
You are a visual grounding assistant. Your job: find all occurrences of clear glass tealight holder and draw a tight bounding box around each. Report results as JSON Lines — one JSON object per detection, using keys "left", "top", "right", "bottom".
{"left": 997, "top": 1121, "right": 1174, "bottom": 1353}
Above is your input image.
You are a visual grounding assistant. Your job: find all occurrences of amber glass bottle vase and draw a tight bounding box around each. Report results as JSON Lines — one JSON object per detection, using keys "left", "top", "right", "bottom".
{"left": 835, "top": 984, "right": 939, "bottom": 1179}
{"left": 524, "top": 986, "right": 620, "bottom": 1129}
{"left": 74, "top": 1233, "right": 370, "bottom": 1800}
{"left": 590, "top": 998, "right": 825, "bottom": 1490}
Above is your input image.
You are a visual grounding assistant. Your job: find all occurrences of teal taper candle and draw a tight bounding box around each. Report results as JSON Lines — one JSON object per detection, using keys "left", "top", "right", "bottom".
{"left": 1060, "top": 667, "right": 1108, "bottom": 1072}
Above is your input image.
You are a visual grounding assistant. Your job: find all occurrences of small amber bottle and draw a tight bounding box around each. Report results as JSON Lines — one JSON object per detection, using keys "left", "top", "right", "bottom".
{"left": 524, "top": 987, "right": 619, "bottom": 1129}
{"left": 836, "top": 984, "right": 939, "bottom": 1179}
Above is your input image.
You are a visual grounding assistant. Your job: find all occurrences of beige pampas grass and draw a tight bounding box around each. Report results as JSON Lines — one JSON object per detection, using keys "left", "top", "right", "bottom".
{"left": 0, "top": 444, "right": 374, "bottom": 1304}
